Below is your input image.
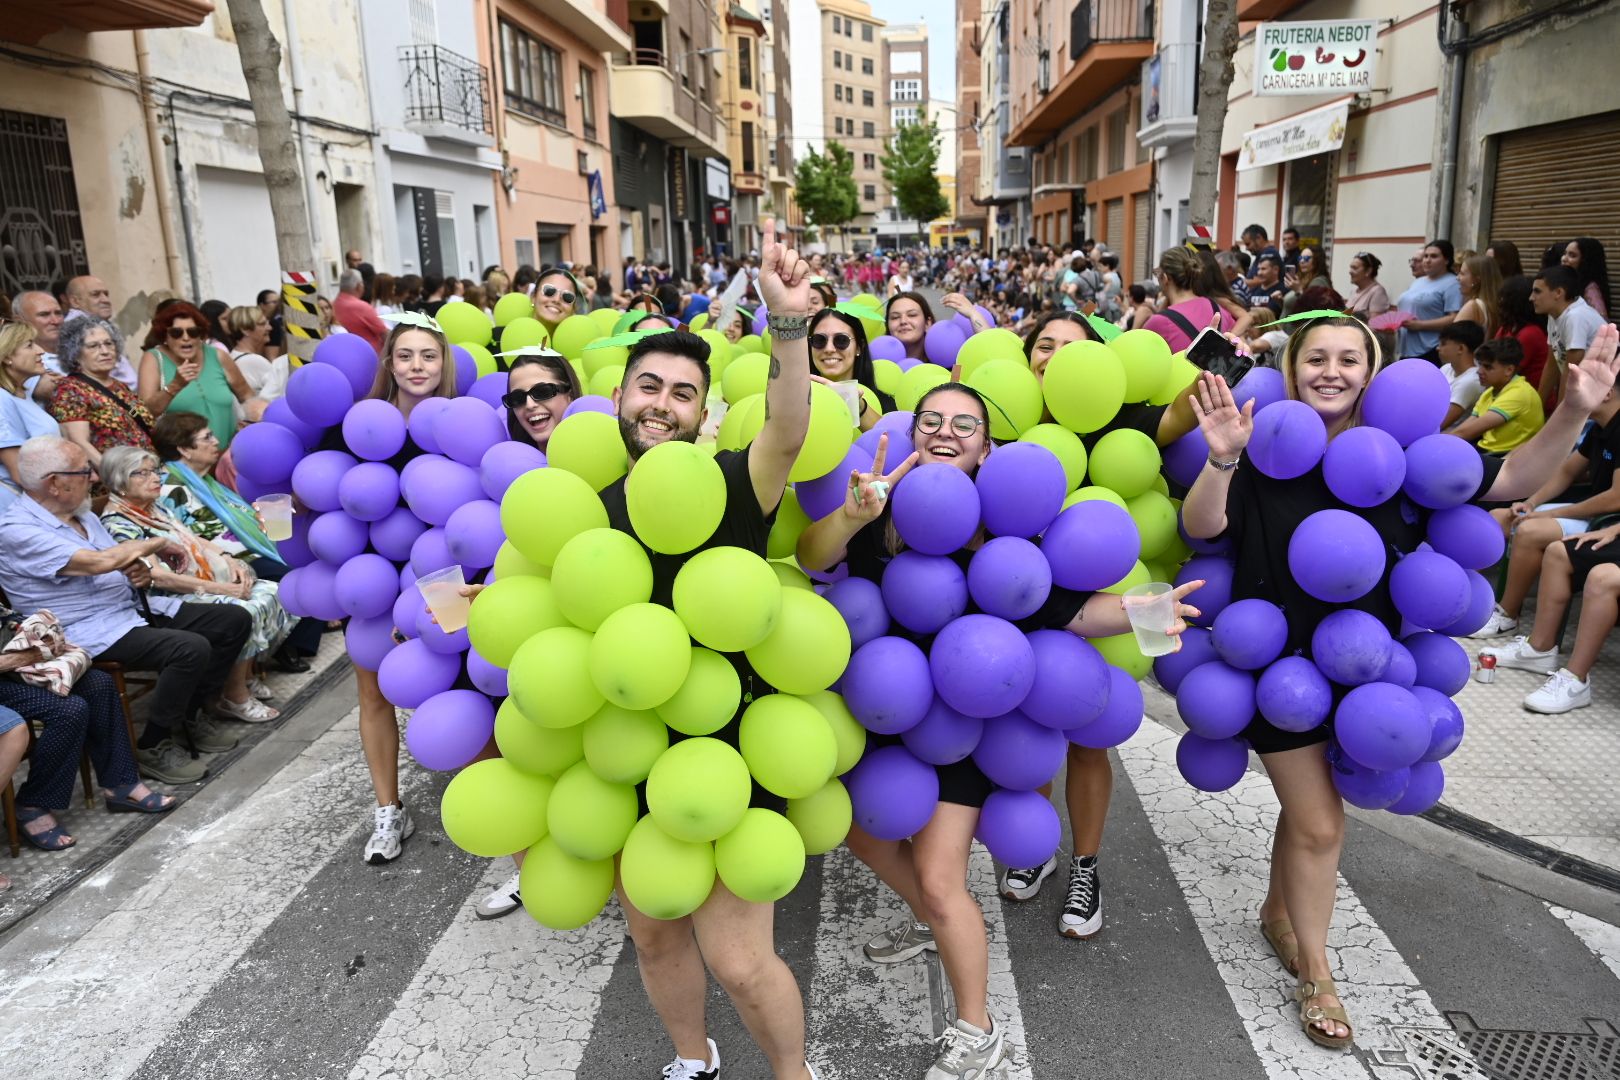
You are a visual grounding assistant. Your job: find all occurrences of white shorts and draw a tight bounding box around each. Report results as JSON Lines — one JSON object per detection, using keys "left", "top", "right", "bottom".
{"left": 1526, "top": 502, "right": 1590, "bottom": 538}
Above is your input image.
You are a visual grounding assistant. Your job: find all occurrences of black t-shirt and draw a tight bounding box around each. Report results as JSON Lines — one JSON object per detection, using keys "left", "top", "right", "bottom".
{"left": 1575, "top": 411, "right": 1620, "bottom": 498}
{"left": 1081, "top": 402, "right": 1168, "bottom": 452}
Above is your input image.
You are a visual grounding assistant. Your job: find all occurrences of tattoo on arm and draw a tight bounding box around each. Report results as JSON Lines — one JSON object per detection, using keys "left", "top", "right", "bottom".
{"left": 765, "top": 355, "right": 782, "bottom": 419}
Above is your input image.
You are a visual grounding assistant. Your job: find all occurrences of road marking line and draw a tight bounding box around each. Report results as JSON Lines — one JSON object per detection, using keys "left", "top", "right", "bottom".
{"left": 1548, "top": 903, "right": 1620, "bottom": 983}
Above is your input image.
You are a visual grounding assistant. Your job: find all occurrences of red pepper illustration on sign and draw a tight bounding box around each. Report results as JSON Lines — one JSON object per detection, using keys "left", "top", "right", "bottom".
{"left": 1315, "top": 47, "right": 1335, "bottom": 64}
{"left": 1343, "top": 49, "right": 1367, "bottom": 67}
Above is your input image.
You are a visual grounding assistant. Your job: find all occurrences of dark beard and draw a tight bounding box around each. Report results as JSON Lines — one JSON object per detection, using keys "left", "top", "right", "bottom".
{"left": 618, "top": 410, "right": 699, "bottom": 460}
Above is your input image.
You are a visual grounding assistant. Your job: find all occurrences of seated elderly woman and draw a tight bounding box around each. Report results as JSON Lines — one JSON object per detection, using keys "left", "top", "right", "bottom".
{"left": 98, "top": 445, "right": 293, "bottom": 721}
{"left": 49, "top": 314, "right": 156, "bottom": 466}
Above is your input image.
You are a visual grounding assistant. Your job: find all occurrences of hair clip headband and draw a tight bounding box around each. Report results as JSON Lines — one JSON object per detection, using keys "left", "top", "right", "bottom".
{"left": 495, "top": 345, "right": 565, "bottom": 360}
{"left": 1253, "top": 309, "right": 1365, "bottom": 333}
{"left": 382, "top": 311, "right": 444, "bottom": 334}
{"left": 586, "top": 326, "right": 675, "bottom": 350}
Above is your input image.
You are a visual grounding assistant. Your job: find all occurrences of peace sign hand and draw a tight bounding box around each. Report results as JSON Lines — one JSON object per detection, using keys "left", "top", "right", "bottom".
{"left": 843, "top": 433, "right": 919, "bottom": 523}
{"left": 1190, "top": 371, "right": 1254, "bottom": 462}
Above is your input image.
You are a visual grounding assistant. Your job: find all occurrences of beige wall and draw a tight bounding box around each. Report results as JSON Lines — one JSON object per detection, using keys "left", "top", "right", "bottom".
{"left": 818, "top": 0, "right": 885, "bottom": 229}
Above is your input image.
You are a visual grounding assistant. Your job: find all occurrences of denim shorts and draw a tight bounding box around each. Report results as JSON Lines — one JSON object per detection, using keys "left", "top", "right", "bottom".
{"left": 0, "top": 704, "right": 23, "bottom": 736}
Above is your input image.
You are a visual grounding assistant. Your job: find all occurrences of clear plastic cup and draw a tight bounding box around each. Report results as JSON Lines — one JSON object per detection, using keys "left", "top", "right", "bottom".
{"left": 831, "top": 380, "right": 863, "bottom": 424}
{"left": 1123, "top": 582, "right": 1180, "bottom": 657}
{"left": 417, "top": 565, "right": 470, "bottom": 632}
{"left": 254, "top": 493, "right": 294, "bottom": 542}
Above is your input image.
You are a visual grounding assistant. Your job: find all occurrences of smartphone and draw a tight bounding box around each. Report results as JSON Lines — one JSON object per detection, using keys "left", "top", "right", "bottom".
{"left": 1187, "top": 326, "right": 1255, "bottom": 385}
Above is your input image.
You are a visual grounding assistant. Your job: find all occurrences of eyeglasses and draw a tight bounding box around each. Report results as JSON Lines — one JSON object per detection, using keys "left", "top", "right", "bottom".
{"left": 501, "top": 383, "right": 570, "bottom": 410}
{"left": 914, "top": 411, "right": 987, "bottom": 438}
{"left": 47, "top": 468, "right": 94, "bottom": 480}
{"left": 810, "top": 332, "right": 853, "bottom": 352}
{"left": 167, "top": 326, "right": 204, "bottom": 340}
{"left": 540, "top": 284, "right": 576, "bottom": 305}
{"left": 130, "top": 467, "right": 163, "bottom": 479}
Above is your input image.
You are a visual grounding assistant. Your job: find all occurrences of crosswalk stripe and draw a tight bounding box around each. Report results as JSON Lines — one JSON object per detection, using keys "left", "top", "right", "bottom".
{"left": 1549, "top": 903, "right": 1620, "bottom": 982}
{"left": 970, "top": 841, "right": 1035, "bottom": 1080}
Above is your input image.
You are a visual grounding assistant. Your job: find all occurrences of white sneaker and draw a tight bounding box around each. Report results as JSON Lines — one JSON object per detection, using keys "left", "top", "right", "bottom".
{"left": 363, "top": 802, "right": 415, "bottom": 865}
{"left": 1523, "top": 668, "right": 1592, "bottom": 714}
{"left": 475, "top": 870, "right": 522, "bottom": 920}
{"left": 1478, "top": 635, "right": 1558, "bottom": 675}
{"left": 1466, "top": 604, "right": 1518, "bottom": 638}
{"left": 660, "top": 1038, "right": 719, "bottom": 1079}
{"left": 926, "top": 1017, "right": 1006, "bottom": 1080}
{"left": 997, "top": 855, "right": 1058, "bottom": 901}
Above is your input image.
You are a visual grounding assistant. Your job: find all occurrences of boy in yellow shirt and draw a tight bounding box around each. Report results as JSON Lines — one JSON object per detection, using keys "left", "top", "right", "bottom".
{"left": 1449, "top": 338, "right": 1545, "bottom": 453}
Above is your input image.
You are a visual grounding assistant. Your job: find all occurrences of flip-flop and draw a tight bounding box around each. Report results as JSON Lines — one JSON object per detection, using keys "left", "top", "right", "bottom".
{"left": 105, "top": 786, "right": 176, "bottom": 814}
{"left": 16, "top": 807, "right": 76, "bottom": 852}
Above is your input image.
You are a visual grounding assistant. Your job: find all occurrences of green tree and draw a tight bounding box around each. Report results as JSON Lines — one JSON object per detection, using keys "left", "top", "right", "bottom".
{"left": 881, "top": 112, "right": 949, "bottom": 224}
{"left": 793, "top": 141, "right": 859, "bottom": 235}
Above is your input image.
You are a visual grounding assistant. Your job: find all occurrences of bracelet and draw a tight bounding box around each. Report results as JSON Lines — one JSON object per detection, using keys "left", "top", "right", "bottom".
{"left": 767, "top": 313, "right": 811, "bottom": 341}
{"left": 1207, "top": 455, "right": 1241, "bottom": 472}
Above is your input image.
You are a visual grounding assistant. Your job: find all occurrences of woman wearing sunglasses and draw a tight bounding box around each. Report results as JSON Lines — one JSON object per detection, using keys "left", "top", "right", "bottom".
{"left": 502, "top": 350, "right": 583, "bottom": 452}
{"left": 137, "top": 301, "right": 253, "bottom": 449}
{"left": 534, "top": 268, "right": 583, "bottom": 334}
{"left": 808, "top": 307, "right": 894, "bottom": 431}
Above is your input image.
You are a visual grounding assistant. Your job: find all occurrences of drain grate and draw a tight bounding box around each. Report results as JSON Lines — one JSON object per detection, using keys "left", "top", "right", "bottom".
{"left": 1371, "top": 1014, "right": 1620, "bottom": 1080}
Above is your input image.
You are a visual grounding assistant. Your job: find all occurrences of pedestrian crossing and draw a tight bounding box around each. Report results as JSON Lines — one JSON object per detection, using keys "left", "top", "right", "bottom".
{"left": 1, "top": 703, "right": 1617, "bottom": 1080}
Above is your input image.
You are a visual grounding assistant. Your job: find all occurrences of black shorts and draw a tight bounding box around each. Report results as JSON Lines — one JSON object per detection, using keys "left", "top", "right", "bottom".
{"left": 1241, "top": 715, "right": 1332, "bottom": 756}
{"left": 1562, "top": 526, "right": 1620, "bottom": 592}
{"left": 871, "top": 733, "right": 993, "bottom": 809}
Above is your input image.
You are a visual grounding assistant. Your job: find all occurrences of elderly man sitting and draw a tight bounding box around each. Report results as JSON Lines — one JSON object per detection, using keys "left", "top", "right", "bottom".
{"left": 0, "top": 436, "right": 252, "bottom": 785}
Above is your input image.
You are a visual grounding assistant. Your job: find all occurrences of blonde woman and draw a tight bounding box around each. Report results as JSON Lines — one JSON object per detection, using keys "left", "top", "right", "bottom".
{"left": 0, "top": 321, "right": 61, "bottom": 513}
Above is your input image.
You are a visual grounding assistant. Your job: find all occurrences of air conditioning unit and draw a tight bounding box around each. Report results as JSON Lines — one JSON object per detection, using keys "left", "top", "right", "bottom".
{"left": 578, "top": 150, "right": 592, "bottom": 176}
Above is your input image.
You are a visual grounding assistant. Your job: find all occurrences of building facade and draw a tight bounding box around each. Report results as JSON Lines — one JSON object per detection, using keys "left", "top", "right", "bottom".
{"left": 723, "top": 2, "right": 770, "bottom": 253}
{"left": 762, "top": 0, "right": 798, "bottom": 238}
{"left": 876, "top": 24, "right": 928, "bottom": 247}
{"left": 978, "top": 0, "right": 1031, "bottom": 252}
{"left": 953, "top": 0, "right": 986, "bottom": 247}
{"left": 816, "top": 0, "right": 885, "bottom": 250}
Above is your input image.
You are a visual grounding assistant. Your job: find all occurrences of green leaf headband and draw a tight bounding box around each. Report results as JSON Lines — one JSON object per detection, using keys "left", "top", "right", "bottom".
{"left": 1084, "top": 313, "right": 1122, "bottom": 343}
{"left": 832, "top": 301, "right": 885, "bottom": 327}
{"left": 382, "top": 311, "right": 444, "bottom": 334}
{"left": 1253, "top": 308, "right": 1364, "bottom": 332}
{"left": 495, "top": 345, "right": 564, "bottom": 360}
{"left": 585, "top": 326, "right": 674, "bottom": 350}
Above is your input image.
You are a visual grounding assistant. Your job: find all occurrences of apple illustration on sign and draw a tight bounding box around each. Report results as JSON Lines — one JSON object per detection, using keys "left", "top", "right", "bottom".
{"left": 1289, "top": 52, "right": 1306, "bottom": 70}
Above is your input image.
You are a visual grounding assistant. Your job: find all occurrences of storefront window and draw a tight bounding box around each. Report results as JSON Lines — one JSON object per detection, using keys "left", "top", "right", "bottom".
{"left": 1286, "top": 153, "right": 1333, "bottom": 257}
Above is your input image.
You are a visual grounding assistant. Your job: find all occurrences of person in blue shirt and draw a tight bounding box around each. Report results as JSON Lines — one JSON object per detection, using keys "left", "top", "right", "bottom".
{"left": 1397, "top": 239, "right": 1463, "bottom": 363}
{"left": 0, "top": 322, "right": 62, "bottom": 514}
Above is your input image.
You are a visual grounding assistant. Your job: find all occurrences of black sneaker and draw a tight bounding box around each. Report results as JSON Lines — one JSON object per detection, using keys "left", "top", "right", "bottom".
{"left": 1058, "top": 856, "right": 1102, "bottom": 939}
{"left": 998, "top": 855, "right": 1057, "bottom": 901}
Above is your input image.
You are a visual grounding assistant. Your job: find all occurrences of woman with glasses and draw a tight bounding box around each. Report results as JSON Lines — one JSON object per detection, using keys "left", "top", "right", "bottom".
{"left": 0, "top": 320, "right": 62, "bottom": 514}
{"left": 534, "top": 268, "right": 583, "bottom": 335}
{"left": 137, "top": 301, "right": 253, "bottom": 449}
{"left": 50, "top": 315, "right": 156, "bottom": 466}
{"left": 808, "top": 307, "right": 894, "bottom": 432}
{"left": 503, "top": 350, "right": 583, "bottom": 452}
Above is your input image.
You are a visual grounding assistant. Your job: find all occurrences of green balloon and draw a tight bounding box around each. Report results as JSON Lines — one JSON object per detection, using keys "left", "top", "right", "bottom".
{"left": 714, "top": 808, "right": 806, "bottom": 903}
{"left": 494, "top": 292, "right": 535, "bottom": 327}
{"left": 955, "top": 328, "right": 1026, "bottom": 380}
{"left": 672, "top": 546, "right": 782, "bottom": 653}
{"left": 520, "top": 835, "right": 615, "bottom": 930}
{"left": 772, "top": 561, "right": 813, "bottom": 590}
{"left": 509, "top": 626, "right": 604, "bottom": 728}
{"left": 588, "top": 306, "right": 622, "bottom": 334}
{"left": 582, "top": 343, "right": 629, "bottom": 380}
{"left": 1088, "top": 428, "right": 1161, "bottom": 499}
{"left": 967, "top": 358, "right": 1044, "bottom": 439}
{"left": 1110, "top": 328, "right": 1173, "bottom": 404}
{"left": 791, "top": 382, "right": 857, "bottom": 482}
{"left": 721, "top": 352, "right": 770, "bottom": 404}
{"left": 494, "top": 697, "right": 584, "bottom": 776}
{"left": 552, "top": 314, "right": 602, "bottom": 360}
{"left": 493, "top": 539, "right": 550, "bottom": 580}
{"left": 1094, "top": 631, "right": 1152, "bottom": 680}
{"left": 582, "top": 702, "right": 670, "bottom": 784}
{"left": 441, "top": 759, "right": 554, "bottom": 857}
{"left": 1151, "top": 473, "right": 1170, "bottom": 497}
{"left": 736, "top": 333, "right": 764, "bottom": 356}
{"left": 500, "top": 316, "right": 548, "bottom": 351}
{"left": 1126, "top": 490, "right": 1177, "bottom": 560}
{"left": 547, "top": 760, "right": 639, "bottom": 860}
{"left": 744, "top": 588, "right": 851, "bottom": 696}
{"left": 468, "top": 575, "right": 567, "bottom": 667}
{"left": 850, "top": 293, "right": 883, "bottom": 309}
{"left": 620, "top": 814, "right": 717, "bottom": 920}
{"left": 715, "top": 392, "right": 764, "bottom": 450}
{"left": 500, "top": 466, "right": 608, "bottom": 568}
{"left": 897, "top": 362, "right": 951, "bottom": 411}
{"left": 589, "top": 603, "right": 692, "bottom": 710}
{"left": 1043, "top": 340, "right": 1126, "bottom": 433}
{"left": 656, "top": 647, "right": 743, "bottom": 736}
{"left": 739, "top": 695, "right": 837, "bottom": 799}
{"left": 460, "top": 342, "right": 497, "bottom": 378}
{"left": 767, "top": 487, "right": 811, "bottom": 560}
{"left": 550, "top": 528, "right": 653, "bottom": 630}
{"left": 797, "top": 690, "right": 866, "bottom": 774}
{"left": 627, "top": 441, "right": 727, "bottom": 555}
{"left": 1065, "top": 485, "right": 1128, "bottom": 511}
{"left": 874, "top": 358, "right": 903, "bottom": 396}
{"left": 786, "top": 777, "right": 852, "bottom": 855}
{"left": 1020, "top": 423, "right": 1088, "bottom": 492}
{"left": 1142, "top": 558, "right": 1175, "bottom": 587}
{"left": 1101, "top": 558, "right": 1150, "bottom": 595}
{"left": 438, "top": 301, "right": 493, "bottom": 347}
{"left": 1150, "top": 352, "right": 1200, "bottom": 407}
{"left": 688, "top": 311, "right": 710, "bottom": 332}
{"left": 696, "top": 330, "right": 734, "bottom": 373}
{"left": 645, "top": 737, "right": 752, "bottom": 842}
{"left": 589, "top": 365, "right": 625, "bottom": 398}
{"left": 548, "top": 411, "right": 628, "bottom": 492}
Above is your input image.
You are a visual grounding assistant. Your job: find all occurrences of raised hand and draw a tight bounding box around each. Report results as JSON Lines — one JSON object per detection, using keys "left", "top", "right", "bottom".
{"left": 756, "top": 217, "right": 812, "bottom": 315}
{"left": 843, "top": 433, "right": 919, "bottom": 523}
{"left": 1190, "top": 371, "right": 1254, "bottom": 461}
{"left": 1561, "top": 323, "right": 1620, "bottom": 414}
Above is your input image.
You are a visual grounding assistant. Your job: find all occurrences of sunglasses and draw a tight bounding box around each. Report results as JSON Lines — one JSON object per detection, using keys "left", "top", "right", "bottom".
{"left": 167, "top": 326, "right": 204, "bottom": 340}
{"left": 540, "top": 284, "right": 576, "bottom": 305}
{"left": 810, "top": 333, "right": 853, "bottom": 352}
{"left": 914, "top": 411, "right": 986, "bottom": 438}
{"left": 501, "top": 383, "right": 570, "bottom": 410}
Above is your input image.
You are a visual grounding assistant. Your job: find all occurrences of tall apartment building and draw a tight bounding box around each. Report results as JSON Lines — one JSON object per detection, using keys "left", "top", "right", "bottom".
{"left": 954, "top": 0, "right": 986, "bottom": 246}
{"left": 978, "top": 0, "right": 1030, "bottom": 251}
{"left": 877, "top": 24, "right": 928, "bottom": 247}
{"left": 763, "top": 0, "right": 797, "bottom": 239}
{"left": 722, "top": 2, "right": 770, "bottom": 253}
{"left": 816, "top": 0, "right": 885, "bottom": 250}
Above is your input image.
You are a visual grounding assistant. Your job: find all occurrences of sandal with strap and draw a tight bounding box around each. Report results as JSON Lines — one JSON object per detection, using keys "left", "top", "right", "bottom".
{"left": 16, "top": 806, "right": 76, "bottom": 852}
{"left": 1295, "top": 977, "right": 1354, "bottom": 1050}
{"left": 105, "top": 785, "right": 177, "bottom": 814}
{"left": 1262, "top": 917, "right": 1300, "bottom": 976}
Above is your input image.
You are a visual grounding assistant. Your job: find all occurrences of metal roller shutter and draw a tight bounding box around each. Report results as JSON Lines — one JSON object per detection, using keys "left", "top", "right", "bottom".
{"left": 1133, "top": 193, "right": 1152, "bottom": 282}
{"left": 1105, "top": 198, "right": 1124, "bottom": 254}
{"left": 1489, "top": 110, "right": 1620, "bottom": 314}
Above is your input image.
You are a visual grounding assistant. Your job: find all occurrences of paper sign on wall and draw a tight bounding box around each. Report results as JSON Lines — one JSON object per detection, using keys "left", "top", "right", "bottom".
{"left": 1254, "top": 20, "right": 1378, "bottom": 97}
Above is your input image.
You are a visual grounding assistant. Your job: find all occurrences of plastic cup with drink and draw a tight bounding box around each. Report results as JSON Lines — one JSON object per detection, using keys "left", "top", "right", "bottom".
{"left": 254, "top": 493, "right": 295, "bottom": 542}
{"left": 1123, "top": 581, "right": 1180, "bottom": 657}
{"left": 417, "top": 565, "right": 471, "bottom": 633}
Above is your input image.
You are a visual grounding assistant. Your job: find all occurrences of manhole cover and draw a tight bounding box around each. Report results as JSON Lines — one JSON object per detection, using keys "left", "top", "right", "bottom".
{"left": 1372, "top": 1014, "right": 1620, "bottom": 1080}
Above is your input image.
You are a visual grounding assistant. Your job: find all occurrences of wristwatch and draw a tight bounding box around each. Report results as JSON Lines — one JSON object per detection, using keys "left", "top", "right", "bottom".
{"left": 1207, "top": 455, "right": 1241, "bottom": 472}
{"left": 767, "top": 313, "right": 811, "bottom": 341}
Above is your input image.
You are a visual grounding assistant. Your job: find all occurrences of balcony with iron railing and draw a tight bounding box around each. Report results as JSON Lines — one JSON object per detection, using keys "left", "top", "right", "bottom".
{"left": 1007, "top": 0, "right": 1152, "bottom": 146}
{"left": 608, "top": 47, "right": 726, "bottom": 158}
{"left": 1138, "top": 41, "right": 1199, "bottom": 149}
{"left": 401, "top": 45, "right": 493, "bottom": 147}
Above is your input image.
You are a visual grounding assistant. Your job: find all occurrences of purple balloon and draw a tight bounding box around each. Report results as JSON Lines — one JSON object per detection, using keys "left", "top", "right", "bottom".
{"left": 923, "top": 322, "right": 966, "bottom": 366}
{"left": 286, "top": 362, "right": 357, "bottom": 428}
{"left": 1287, "top": 509, "right": 1386, "bottom": 603}
{"left": 1411, "top": 685, "right": 1465, "bottom": 762}
{"left": 435, "top": 397, "right": 507, "bottom": 468}
{"left": 1426, "top": 504, "right": 1505, "bottom": 570}
{"left": 415, "top": 603, "right": 470, "bottom": 654}
{"left": 1176, "top": 733, "right": 1250, "bottom": 792}
{"left": 1388, "top": 760, "right": 1445, "bottom": 815}
{"left": 1176, "top": 661, "right": 1256, "bottom": 739}
{"left": 1438, "top": 570, "right": 1495, "bottom": 637}
{"left": 751, "top": 306, "right": 769, "bottom": 336}
{"left": 1310, "top": 609, "right": 1393, "bottom": 686}
{"left": 1383, "top": 641, "right": 1417, "bottom": 687}
{"left": 796, "top": 444, "right": 874, "bottom": 522}
{"left": 294, "top": 561, "right": 344, "bottom": 621}
{"left": 399, "top": 561, "right": 418, "bottom": 592}
{"left": 823, "top": 576, "right": 891, "bottom": 649}
{"left": 405, "top": 689, "right": 495, "bottom": 771}
{"left": 262, "top": 398, "right": 327, "bottom": 450}
{"left": 292, "top": 450, "right": 357, "bottom": 513}
{"left": 1364, "top": 358, "right": 1451, "bottom": 447}
{"left": 1254, "top": 656, "right": 1331, "bottom": 733}
{"left": 1210, "top": 598, "right": 1288, "bottom": 670}
{"left": 854, "top": 411, "right": 915, "bottom": 458}
{"left": 377, "top": 638, "right": 464, "bottom": 709}
{"left": 563, "top": 394, "right": 615, "bottom": 418}
{"left": 1067, "top": 665, "right": 1143, "bottom": 748}
{"left": 343, "top": 399, "right": 409, "bottom": 462}
{"left": 895, "top": 356, "right": 922, "bottom": 373}
{"left": 1152, "top": 626, "right": 1219, "bottom": 695}
{"left": 900, "top": 697, "right": 984, "bottom": 765}
{"left": 975, "top": 443, "right": 1066, "bottom": 538}
{"left": 930, "top": 614, "right": 1035, "bottom": 719}
{"left": 1404, "top": 433, "right": 1485, "bottom": 510}
{"left": 345, "top": 615, "right": 398, "bottom": 673}
{"left": 1042, "top": 501, "right": 1141, "bottom": 592}
{"left": 1390, "top": 550, "right": 1469, "bottom": 630}
{"left": 275, "top": 510, "right": 315, "bottom": 568}
{"left": 408, "top": 397, "right": 452, "bottom": 455}
{"left": 971, "top": 711, "right": 1068, "bottom": 790}
{"left": 967, "top": 537, "right": 1052, "bottom": 621}
{"left": 231, "top": 422, "right": 302, "bottom": 486}
{"left": 1175, "top": 555, "right": 1233, "bottom": 625}
{"left": 1323, "top": 426, "right": 1406, "bottom": 508}
{"left": 881, "top": 551, "right": 968, "bottom": 634}
{"left": 1329, "top": 748, "right": 1410, "bottom": 810}
{"left": 334, "top": 553, "right": 400, "bottom": 619}
{"left": 409, "top": 527, "right": 456, "bottom": 579}
{"left": 845, "top": 744, "right": 940, "bottom": 841}
{"left": 1247, "top": 400, "right": 1327, "bottom": 480}
{"left": 467, "top": 649, "right": 509, "bottom": 696}
{"left": 276, "top": 567, "right": 307, "bottom": 616}
{"left": 393, "top": 584, "right": 424, "bottom": 641}
{"left": 1335, "top": 682, "right": 1429, "bottom": 771}
{"left": 842, "top": 636, "right": 934, "bottom": 735}
{"left": 1021, "top": 629, "right": 1109, "bottom": 731}
{"left": 337, "top": 461, "right": 401, "bottom": 523}
{"left": 369, "top": 506, "right": 430, "bottom": 563}
{"left": 469, "top": 371, "right": 509, "bottom": 410}
{"left": 869, "top": 334, "right": 908, "bottom": 361}
{"left": 446, "top": 498, "right": 502, "bottom": 570}
{"left": 1231, "top": 366, "right": 1286, "bottom": 413}
{"left": 1164, "top": 427, "right": 1210, "bottom": 489}
{"left": 313, "top": 333, "right": 379, "bottom": 398}
{"left": 1403, "top": 631, "right": 1470, "bottom": 695}
{"left": 234, "top": 473, "right": 273, "bottom": 505}
{"left": 308, "top": 510, "right": 370, "bottom": 566}
{"left": 403, "top": 456, "right": 483, "bottom": 526}
{"left": 892, "top": 463, "right": 981, "bottom": 556}
{"left": 479, "top": 440, "right": 546, "bottom": 502}
{"left": 449, "top": 346, "right": 478, "bottom": 396}
{"left": 976, "top": 788, "right": 1061, "bottom": 867}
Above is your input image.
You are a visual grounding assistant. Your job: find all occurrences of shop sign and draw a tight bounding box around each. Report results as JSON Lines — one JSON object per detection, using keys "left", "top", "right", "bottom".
{"left": 669, "top": 147, "right": 689, "bottom": 218}
{"left": 1239, "top": 99, "right": 1350, "bottom": 171}
{"left": 1253, "top": 20, "right": 1378, "bottom": 97}
{"left": 712, "top": 205, "right": 730, "bottom": 225}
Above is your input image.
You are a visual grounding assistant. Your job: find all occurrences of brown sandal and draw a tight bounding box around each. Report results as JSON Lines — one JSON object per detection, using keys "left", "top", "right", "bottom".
{"left": 1261, "top": 917, "right": 1300, "bottom": 975}
{"left": 1296, "top": 977, "right": 1354, "bottom": 1050}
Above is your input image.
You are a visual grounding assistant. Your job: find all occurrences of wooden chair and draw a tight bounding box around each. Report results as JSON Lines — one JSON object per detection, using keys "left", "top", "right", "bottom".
{"left": 92, "top": 661, "right": 153, "bottom": 756}
{"left": 2, "top": 777, "right": 17, "bottom": 858}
